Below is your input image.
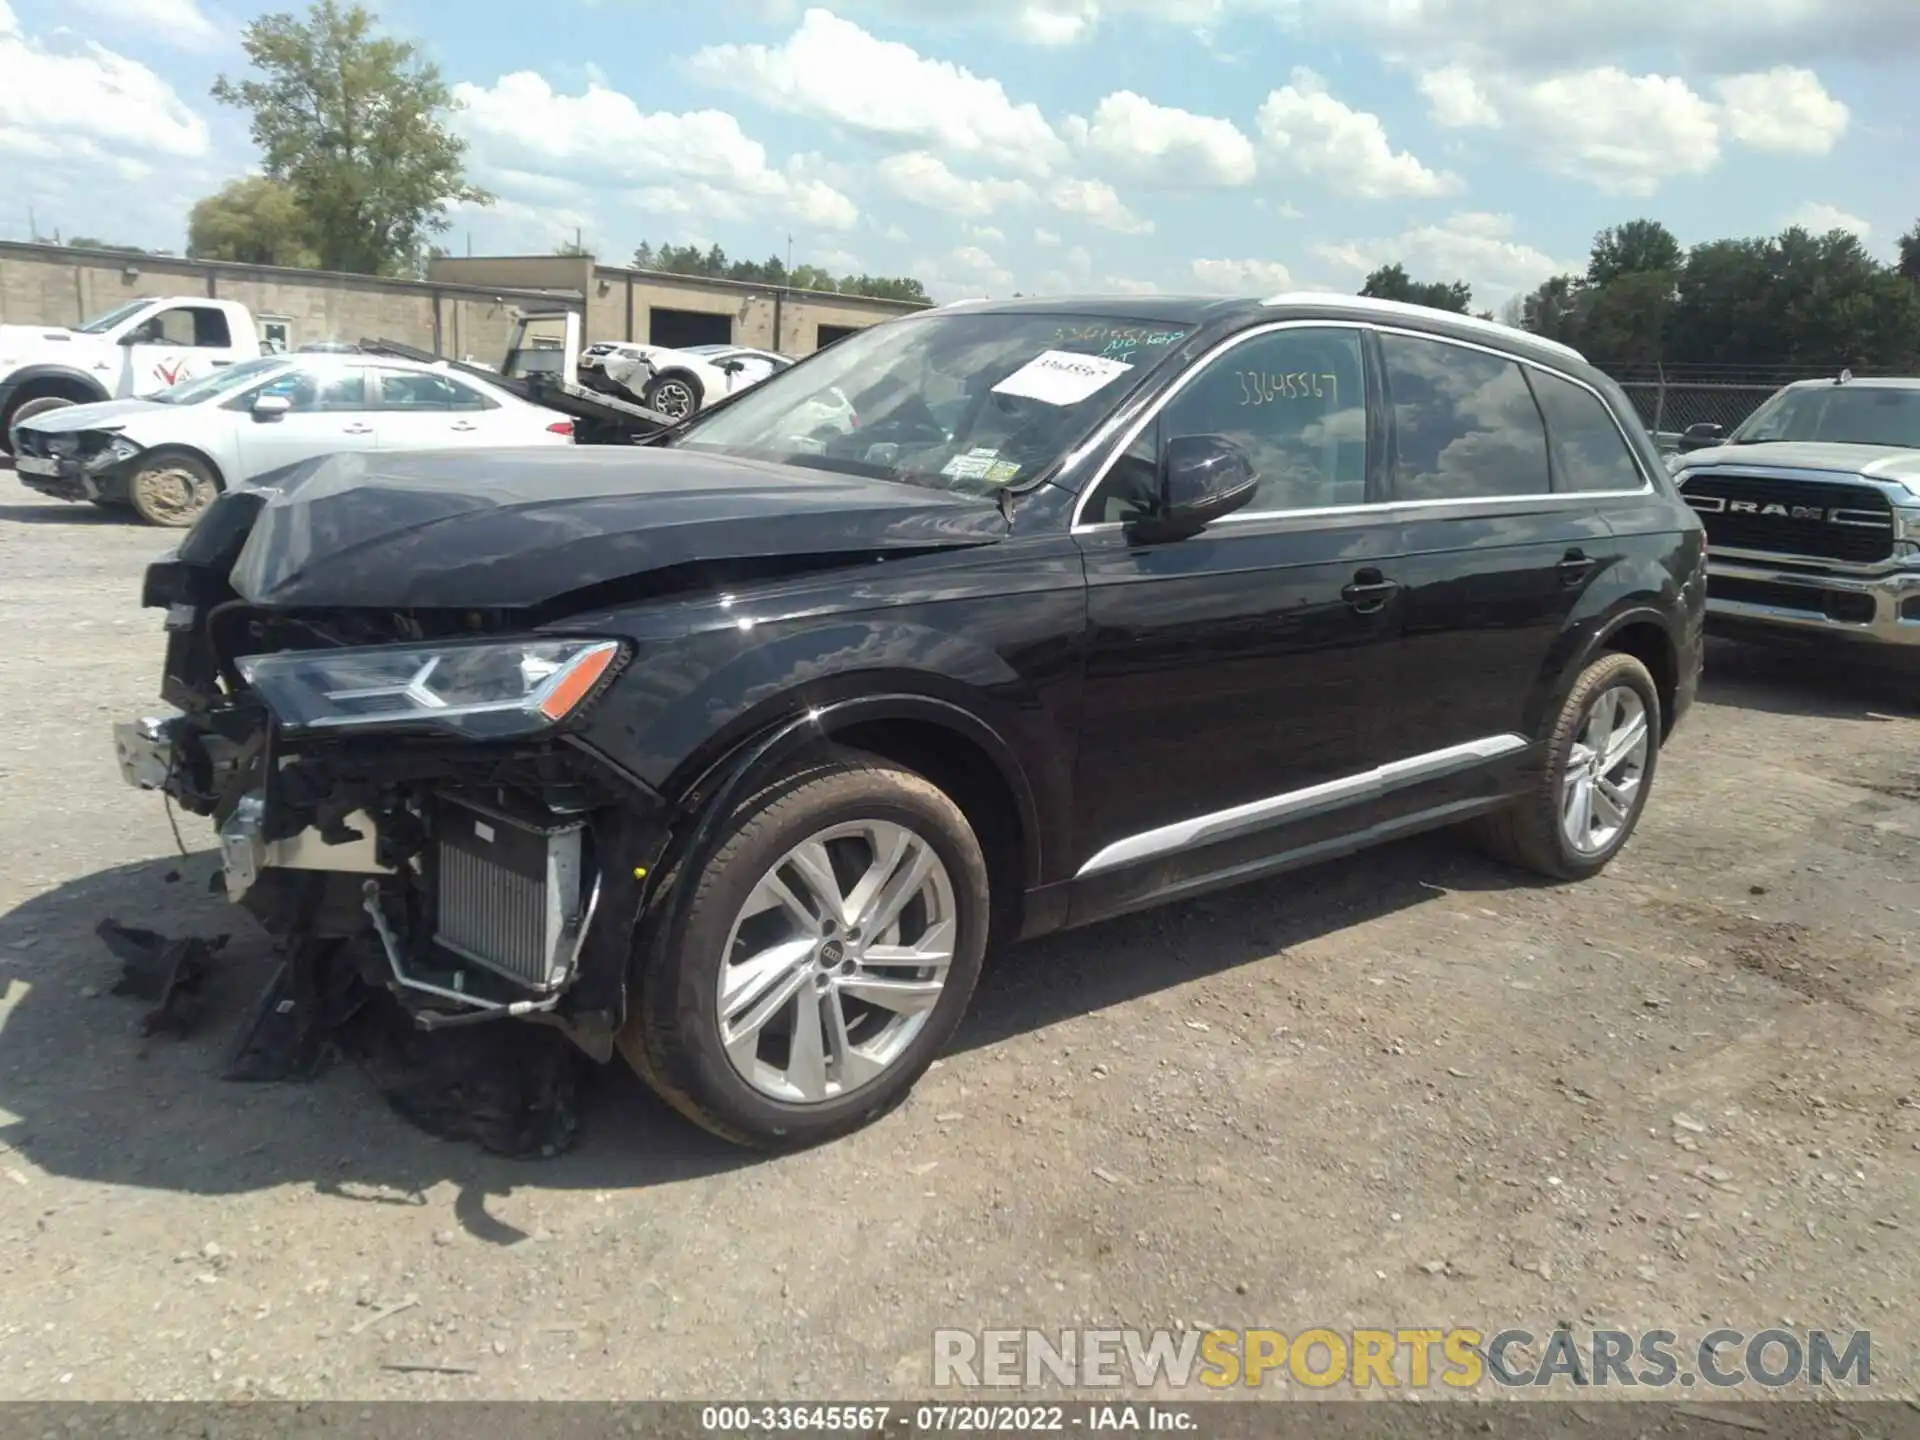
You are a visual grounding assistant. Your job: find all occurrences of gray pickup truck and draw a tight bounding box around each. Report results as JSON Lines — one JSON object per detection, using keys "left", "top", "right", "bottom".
{"left": 1669, "top": 375, "right": 1920, "bottom": 665}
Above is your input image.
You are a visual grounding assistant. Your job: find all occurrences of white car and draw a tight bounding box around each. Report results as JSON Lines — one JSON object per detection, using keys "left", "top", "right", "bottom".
{"left": 9, "top": 353, "right": 576, "bottom": 528}
{"left": 594, "top": 343, "right": 793, "bottom": 420}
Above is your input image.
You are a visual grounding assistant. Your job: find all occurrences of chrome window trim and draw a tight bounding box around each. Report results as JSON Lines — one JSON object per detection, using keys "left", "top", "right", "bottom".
{"left": 1068, "top": 320, "right": 1653, "bottom": 535}
{"left": 1076, "top": 733, "right": 1530, "bottom": 878}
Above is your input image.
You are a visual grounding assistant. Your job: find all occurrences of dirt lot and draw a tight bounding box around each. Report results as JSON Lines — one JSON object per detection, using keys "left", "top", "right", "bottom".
{"left": 0, "top": 471, "right": 1917, "bottom": 1404}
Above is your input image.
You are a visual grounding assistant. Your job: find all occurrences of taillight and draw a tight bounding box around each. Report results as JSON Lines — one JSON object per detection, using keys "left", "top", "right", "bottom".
{"left": 547, "top": 420, "right": 574, "bottom": 436}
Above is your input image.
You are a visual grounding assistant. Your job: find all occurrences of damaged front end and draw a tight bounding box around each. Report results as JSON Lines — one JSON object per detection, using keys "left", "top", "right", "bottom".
{"left": 117, "top": 492, "right": 671, "bottom": 1063}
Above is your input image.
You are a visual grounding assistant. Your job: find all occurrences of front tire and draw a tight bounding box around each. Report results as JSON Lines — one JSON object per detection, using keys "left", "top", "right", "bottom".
{"left": 1479, "top": 651, "right": 1661, "bottom": 881}
{"left": 620, "top": 752, "right": 989, "bottom": 1149}
{"left": 127, "top": 450, "right": 220, "bottom": 528}
{"left": 643, "top": 370, "right": 701, "bottom": 421}
{"left": 6, "top": 394, "right": 78, "bottom": 442}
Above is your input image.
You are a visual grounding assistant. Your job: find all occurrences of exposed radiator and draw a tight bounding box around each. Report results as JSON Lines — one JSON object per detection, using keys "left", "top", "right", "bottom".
{"left": 432, "top": 794, "right": 586, "bottom": 993}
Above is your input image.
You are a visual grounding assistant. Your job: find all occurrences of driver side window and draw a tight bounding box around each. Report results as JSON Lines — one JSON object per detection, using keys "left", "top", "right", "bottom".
{"left": 1082, "top": 326, "right": 1370, "bottom": 524}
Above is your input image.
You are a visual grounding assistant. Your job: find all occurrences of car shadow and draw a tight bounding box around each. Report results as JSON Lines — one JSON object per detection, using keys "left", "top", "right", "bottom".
{"left": 1701, "top": 637, "right": 1918, "bottom": 721}
{"left": 0, "top": 504, "right": 127, "bottom": 527}
{"left": 0, "top": 829, "right": 1524, "bottom": 1235}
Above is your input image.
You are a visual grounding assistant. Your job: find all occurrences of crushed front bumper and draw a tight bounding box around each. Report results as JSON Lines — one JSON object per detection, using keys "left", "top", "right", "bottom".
{"left": 1705, "top": 557, "right": 1920, "bottom": 653}
{"left": 13, "top": 451, "right": 134, "bottom": 504}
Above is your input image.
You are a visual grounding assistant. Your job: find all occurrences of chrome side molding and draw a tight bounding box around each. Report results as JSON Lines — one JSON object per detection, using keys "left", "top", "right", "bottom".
{"left": 1075, "top": 734, "right": 1529, "bottom": 878}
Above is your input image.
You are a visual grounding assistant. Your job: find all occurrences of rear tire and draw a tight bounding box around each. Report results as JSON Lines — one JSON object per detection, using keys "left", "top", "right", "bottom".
{"left": 127, "top": 450, "right": 220, "bottom": 529}
{"left": 620, "top": 752, "right": 989, "bottom": 1149}
{"left": 1477, "top": 651, "right": 1661, "bottom": 881}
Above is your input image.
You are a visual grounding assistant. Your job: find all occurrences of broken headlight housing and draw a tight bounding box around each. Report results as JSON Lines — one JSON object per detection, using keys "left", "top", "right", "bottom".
{"left": 237, "top": 637, "right": 625, "bottom": 739}
{"left": 85, "top": 435, "right": 141, "bottom": 471}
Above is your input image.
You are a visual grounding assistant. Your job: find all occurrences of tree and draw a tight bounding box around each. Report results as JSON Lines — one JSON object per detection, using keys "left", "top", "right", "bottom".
{"left": 1586, "top": 219, "right": 1683, "bottom": 287}
{"left": 187, "top": 176, "right": 320, "bottom": 267}
{"left": 1901, "top": 221, "right": 1920, "bottom": 285}
{"left": 629, "top": 238, "right": 929, "bottom": 303}
{"left": 1359, "top": 262, "right": 1472, "bottom": 313}
{"left": 211, "top": 1, "right": 490, "bottom": 276}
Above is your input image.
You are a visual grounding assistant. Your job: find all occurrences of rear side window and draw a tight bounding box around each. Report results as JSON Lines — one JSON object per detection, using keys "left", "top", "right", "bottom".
{"left": 378, "top": 369, "right": 496, "bottom": 411}
{"left": 1529, "top": 369, "right": 1644, "bottom": 493}
{"left": 1380, "top": 333, "right": 1549, "bottom": 501}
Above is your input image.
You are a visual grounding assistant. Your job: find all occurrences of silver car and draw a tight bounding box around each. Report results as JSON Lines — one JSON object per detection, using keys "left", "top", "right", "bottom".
{"left": 9, "top": 353, "right": 576, "bottom": 528}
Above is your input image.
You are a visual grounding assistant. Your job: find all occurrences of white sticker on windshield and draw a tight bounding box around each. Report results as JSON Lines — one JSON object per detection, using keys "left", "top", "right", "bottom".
{"left": 992, "top": 350, "right": 1134, "bottom": 407}
{"left": 941, "top": 446, "right": 1002, "bottom": 480}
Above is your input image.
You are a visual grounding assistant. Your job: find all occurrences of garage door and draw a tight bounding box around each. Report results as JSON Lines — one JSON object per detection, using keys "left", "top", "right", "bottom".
{"left": 649, "top": 308, "right": 732, "bottom": 349}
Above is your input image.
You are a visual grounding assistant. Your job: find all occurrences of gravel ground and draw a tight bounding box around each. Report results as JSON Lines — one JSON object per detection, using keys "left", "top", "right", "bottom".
{"left": 1, "top": 470, "right": 1917, "bottom": 1404}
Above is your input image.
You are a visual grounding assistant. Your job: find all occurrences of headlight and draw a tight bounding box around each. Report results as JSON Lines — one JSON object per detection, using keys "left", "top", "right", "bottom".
{"left": 1896, "top": 504, "right": 1920, "bottom": 546}
{"left": 85, "top": 435, "right": 141, "bottom": 471}
{"left": 237, "top": 637, "right": 625, "bottom": 738}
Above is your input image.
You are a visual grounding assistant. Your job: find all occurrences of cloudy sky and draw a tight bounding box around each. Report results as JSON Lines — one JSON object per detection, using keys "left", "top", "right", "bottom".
{"left": 1, "top": 0, "right": 1914, "bottom": 305}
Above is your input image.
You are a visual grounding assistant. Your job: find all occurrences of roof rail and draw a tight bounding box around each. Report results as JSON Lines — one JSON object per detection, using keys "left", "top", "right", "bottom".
{"left": 1259, "top": 291, "right": 1587, "bottom": 365}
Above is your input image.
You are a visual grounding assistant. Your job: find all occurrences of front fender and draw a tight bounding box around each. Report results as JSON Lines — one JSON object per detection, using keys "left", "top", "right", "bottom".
{"left": 1, "top": 363, "right": 112, "bottom": 405}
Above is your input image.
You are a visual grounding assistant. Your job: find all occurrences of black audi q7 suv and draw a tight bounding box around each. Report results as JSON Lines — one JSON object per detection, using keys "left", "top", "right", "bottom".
{"left": 115, "top": 292, "right": 1706, "bottom": 1149}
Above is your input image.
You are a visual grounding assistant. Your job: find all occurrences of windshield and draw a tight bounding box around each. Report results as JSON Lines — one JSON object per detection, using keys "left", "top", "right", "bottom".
{"left": 1733, "top": 385, "right": 1920, "bottom": 450}
{"left": 74, "top": 300, "right": 153, "bottom": 335}
{"left": 150, "top": 357, "right": 289, "bottom": 405}
{"left": 668, "top": 311, "right": 1192, "bottom": 492}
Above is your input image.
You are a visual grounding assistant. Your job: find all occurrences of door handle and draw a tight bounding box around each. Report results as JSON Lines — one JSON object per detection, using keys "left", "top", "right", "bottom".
{"left": 341, "top": 423, "right": 373, "bottom": 435}
{"left": 1557, "top": 548, "right": 1596, "bottom": 585}
{"left": 1341, "top": 568, "right": 1400, "bottom": 614}
{"left": 450, "top": 421, "right": 479, "bottom": 432}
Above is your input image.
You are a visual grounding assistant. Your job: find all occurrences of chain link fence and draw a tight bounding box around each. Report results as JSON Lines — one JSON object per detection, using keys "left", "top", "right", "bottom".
{"left": 1613, "top": 379, "right": 1783, "bottom": 450}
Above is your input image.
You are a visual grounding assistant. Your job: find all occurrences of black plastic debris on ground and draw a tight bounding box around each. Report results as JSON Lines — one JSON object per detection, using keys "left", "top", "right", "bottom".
{"left": 336, "top": 992, "right": 591, "bottom": 1160}
{"left": 95, "top": 919, "right": 227, "bottom": 1038}
{"left": 95, "top": 920, "right": 587, "bottom": 1159}
{"left": 222, "top": 938, "right": 367, "bottom": 1084}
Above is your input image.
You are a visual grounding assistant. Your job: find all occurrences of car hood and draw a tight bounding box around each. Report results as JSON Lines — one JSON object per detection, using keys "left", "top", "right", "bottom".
{"left": 0, "top": 322, "right": 93, "bottom": 352}
{"left": 227, "top": 444, "right": 1009, "bottom": 610}
{"left": 16, "top": 397, "right": 161, "bottom": 434}
{"left": 1678, "top": 441, "right": 1920, "bottom": 495}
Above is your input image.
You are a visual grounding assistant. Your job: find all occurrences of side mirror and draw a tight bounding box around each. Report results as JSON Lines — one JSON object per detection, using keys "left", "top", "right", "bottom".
{"left": 1127, "top": 433, "right": 1259, "bottom": 544}
{"left": 1678, "top": 421, "right": 1725, "bottom": 452}
{"left": 252, "top": 394, "right": 292, "bottom": 422}
{"left": 719, "top": 359, "right": 746, "bottom": 375}
{"left": 118, "top": 329, "right": 150, "bottom": 347}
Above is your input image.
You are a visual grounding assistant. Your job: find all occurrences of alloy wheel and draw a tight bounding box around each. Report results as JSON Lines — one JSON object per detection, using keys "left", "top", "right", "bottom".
{"left": 715, "top": 819, "right": 958, "bottom": 1104}
{"left": 653, "top": 380, "right": 696, "bottom": 419}
{"left": 1561, "top": 684, "right": 1651, "bottom": 856}
{"left": 132, "top": 464, "right": 216, "bottom": 527}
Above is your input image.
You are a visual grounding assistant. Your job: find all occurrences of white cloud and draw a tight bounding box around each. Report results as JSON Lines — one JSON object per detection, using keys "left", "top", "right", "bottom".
{"left": 1415, "top": 61, "right": 1848, "bottom": 195}
{"left": 1419, "top": 67, "right": 1499, "bottom": 127}
{"left": 1062, "top": 90, "right": 1256, "bottom": 187}
{"left": 1715, "top": 67, "right": 1850, "bottom": 155}
{"left": 1048, "top": 177, "right": 1154, "bottom": 234}
{"left": 0, "top": 11, "right": 209, "bottom": 165}
{"left": 765, "top": 0, "right": 1920, "bottom": 61}
{"left": 451, "top": 72, "right": 858, "bottom": 230}
{"left": 1318, "top": 0, "right": 1920, "bottom": 69}
{"left": 70, "top": 0, "right": 220, "bottom": 49}
{"left": 917, "top": 242, "right": 1015, "bottom": 299}
{"left": 1313, "top": 212, "right": 1575, "bottom": 308}
{"left": 1256, "top": 69, "right": 1460, "bottom": 200}
{"left": 1034, "top": 227, "right": 1063, "bottom": 246}
{"left": 876, "top": 151, "right": 1033, "bottom": 217}
{"left": 969, "top": 224, "right": 1007, "bottom": 244}
{"left": 1190, "top": 257, "right": 1294, "bottom": 294}
{"left": 1503, "top": 68, "right": 1721, "bottom": 196}
{"left": 1787, "top": 202, "right": 1871, "bottom": 238}
{"left": 687, "top": 9, "right": 1066, "bottom": 176}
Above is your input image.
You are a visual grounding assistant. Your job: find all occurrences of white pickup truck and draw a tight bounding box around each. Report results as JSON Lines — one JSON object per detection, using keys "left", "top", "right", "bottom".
{"left": 0, "top": 296, "right": 261, "bottom": 451}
